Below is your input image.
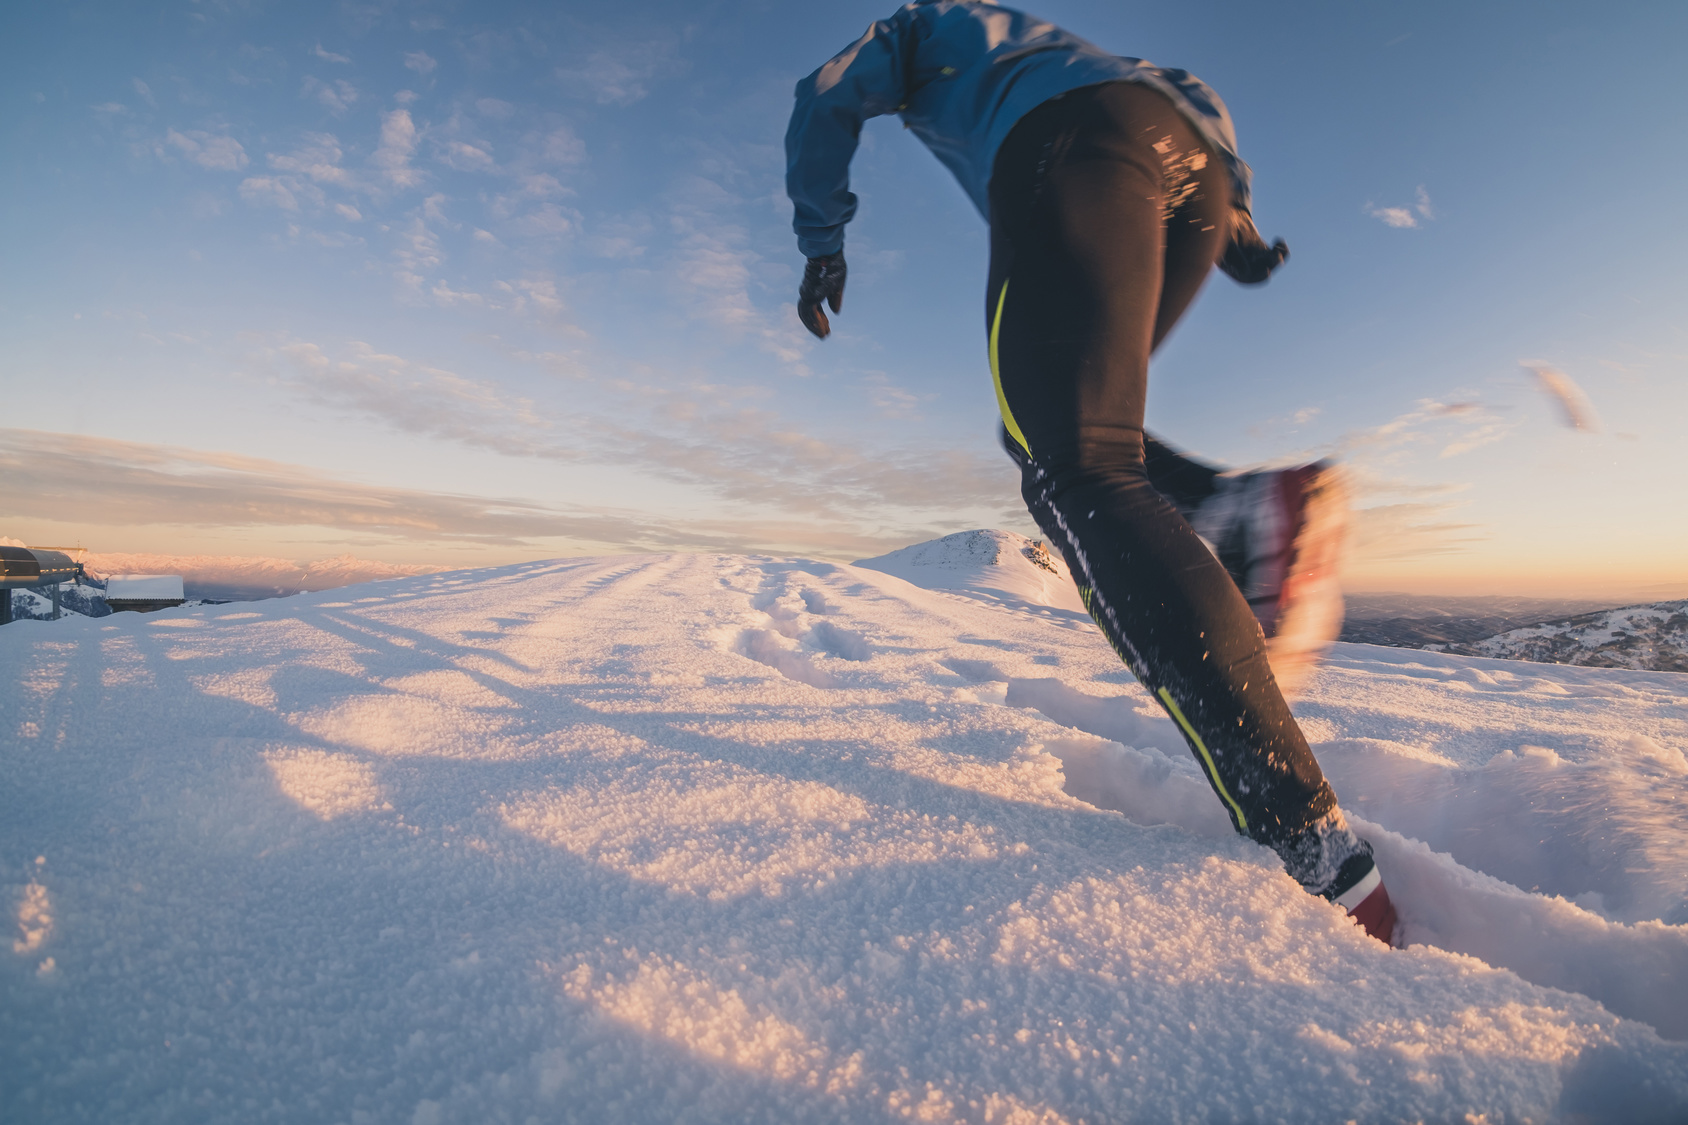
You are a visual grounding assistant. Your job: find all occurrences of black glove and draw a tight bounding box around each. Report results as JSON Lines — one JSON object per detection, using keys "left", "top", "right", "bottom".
{"left": 797, "top": 251, "right": 847, "bottom": 339}
{"left": 1219, "top": 211, "right": 1288, "bottom": 285}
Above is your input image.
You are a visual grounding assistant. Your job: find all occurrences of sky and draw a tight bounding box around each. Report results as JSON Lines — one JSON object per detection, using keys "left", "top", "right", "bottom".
{"left": 2, "top": 0, "right": 1686, "bottom": 599}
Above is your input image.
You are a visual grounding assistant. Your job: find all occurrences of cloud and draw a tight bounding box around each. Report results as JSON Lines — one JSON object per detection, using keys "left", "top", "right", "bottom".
{"left": 302, "top": 76, "right": 358, "bottom": 115}
{"left": 488, "top": 174, "right": 580, "bottom": 237}
{"left": 862, "top": 374, "right": 929, "bottom": 420}
{"left": 534, "top": 124, "right": 585, "bottom": 166}
{"left": 556, "top": 43, "right": 677, "bottom": 106}
{"left": 1366, "top": 186, "right": 1435, "bottom": 229}
{"left": 0, "top": 421, "right": 971, "bottom": 560}
{"left": 281, "top": 342, "right": 556, "bottom": 457}
{"left": 1348, "top": 500, "right": 1485, "bottom": 561}
{"left": 373, "top": 108, "right": 422, "bottom": 188}
{"left": 0, "top": 428, "right": 581, "bottom": 547}
{"left": 404, "top": 51, "right": 437, "bottom": 76}
{"left": 313, "top": 45, "right": 352, "bottom": 64}
{"left": 1521, "top": 361, "right": 1600, "bottom": 432}
{"left": 132, "top": 78, "right": 156, "bottom": 107}
{"left": 391, "top": 209, "right": 444, "bottom": 295}
{"left": 1337, "top": 398, "right": 1516, "bottom": 463}
{"left": 238, "top": 176, "right": 300, "bottom": 211}
{"left": 667, "top": 192, "right": 810, "bottom": 372}
{"left": 275, "top": 336, "right": 1016, "bottom": 529}
{"left": 1367, "top": 206, "right": 1416, "bottom": 229}
{"left": 439, "top": 139, "right": 495, "bottom": 172}
{"left": 164, "top": 129, "right": 249, "bottom": 171}
{"left": 492, "top": 277, "right": 564, "bottom": 316}
{"left": 265, "top": 135, "right": 352, "bottom": 191}
{"left": 91, "top": 102, "right": 130, "bottom": 117}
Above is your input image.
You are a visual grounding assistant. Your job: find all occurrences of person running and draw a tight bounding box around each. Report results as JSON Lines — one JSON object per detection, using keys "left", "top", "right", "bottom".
{"left": 784, "top": 0, "right": 1397, "bottom": 944}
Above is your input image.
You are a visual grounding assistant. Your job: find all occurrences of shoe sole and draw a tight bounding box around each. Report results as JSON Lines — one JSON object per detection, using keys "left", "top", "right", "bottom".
{"left": 1263, "top": 464, "right": 1349, "bottom": 699}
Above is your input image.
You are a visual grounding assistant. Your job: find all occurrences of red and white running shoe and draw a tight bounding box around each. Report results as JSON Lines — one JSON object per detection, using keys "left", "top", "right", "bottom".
{"left": 1187, "top": 462, "right": 1350, "bottom": 698}
{"left": 1331, "top": 859, "right": 1399, "bottom": 946}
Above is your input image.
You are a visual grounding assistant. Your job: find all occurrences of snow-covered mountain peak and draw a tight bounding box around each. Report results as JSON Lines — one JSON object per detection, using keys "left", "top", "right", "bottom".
{"left": 855, "top": 528, "right": 1086, "bottom": 614}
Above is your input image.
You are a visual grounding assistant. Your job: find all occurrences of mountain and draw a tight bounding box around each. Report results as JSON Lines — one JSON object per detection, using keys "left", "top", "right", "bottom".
{"left": 855, "top": 528, "right": 1086, "bottom": 615}
{"left": 79, "top": 551, "right": 444, "bottom": 601}
{"left": 1435, "top": 599, "right": 1688, "bottom": 672}
{"left": 3, "top": 535, "right": 1686, "bottom": 1122}
{"left": 1338, "top": 592, "right": 1620, "bottom": 648}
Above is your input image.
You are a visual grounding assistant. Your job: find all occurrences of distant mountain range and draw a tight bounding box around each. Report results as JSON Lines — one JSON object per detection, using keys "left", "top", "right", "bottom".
{"left": 79, "top": 551, "right": 443, "bottom": 601}
{"left": 1338, "top": 593, "right": 1620, "bottom": 648}
{"left": 11, "top": 537, "right": 1683, "bottom": 674}
{"left": 1426, "top": 600, "right": 1688, "bottom": 673}
{"left": 3, "top": 551, "right": 445, "bottom": 620}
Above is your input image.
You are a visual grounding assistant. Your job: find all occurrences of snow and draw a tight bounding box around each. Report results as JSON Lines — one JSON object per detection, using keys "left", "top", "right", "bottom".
{"left": 3, "top": 535, "right": 1686, "bottom": 1122}
{"left": 1438, "top": 599, "right": 1688, "bottom": 673}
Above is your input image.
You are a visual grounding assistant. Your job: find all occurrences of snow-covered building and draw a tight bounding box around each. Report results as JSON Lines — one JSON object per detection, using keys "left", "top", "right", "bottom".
{"left": 104, "top": 574, "right": 185, "bottom": 613}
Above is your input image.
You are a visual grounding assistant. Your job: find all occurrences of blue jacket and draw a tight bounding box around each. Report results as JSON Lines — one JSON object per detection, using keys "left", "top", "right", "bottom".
{"left": 785, "top": 0, "right": 1254, "bottom": 258}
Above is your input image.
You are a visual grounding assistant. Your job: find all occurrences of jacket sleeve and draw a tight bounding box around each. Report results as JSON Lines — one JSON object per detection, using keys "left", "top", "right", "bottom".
{"left": 785, "top": 15, "right": 914, "bottom": 258}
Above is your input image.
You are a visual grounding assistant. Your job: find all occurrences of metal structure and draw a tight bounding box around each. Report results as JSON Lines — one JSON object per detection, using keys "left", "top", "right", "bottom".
{"left": 0, "top": 546, "right": 87, "bottom": 625}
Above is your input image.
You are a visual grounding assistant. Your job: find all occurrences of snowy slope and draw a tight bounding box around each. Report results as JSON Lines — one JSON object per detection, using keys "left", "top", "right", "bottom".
{"left": 3, "top": 544, "right": 1687, "bottom": 1123}
{"left": 1440, "top": 600, "right": 1688, "bottom": 673}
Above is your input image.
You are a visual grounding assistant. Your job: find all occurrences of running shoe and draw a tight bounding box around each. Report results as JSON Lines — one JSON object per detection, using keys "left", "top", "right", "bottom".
{"left": 1186, "top": 462, "right": 1350, "bottom": 698}
{"left": 1329, "top": 855, "right": 1399, "bottom": 947}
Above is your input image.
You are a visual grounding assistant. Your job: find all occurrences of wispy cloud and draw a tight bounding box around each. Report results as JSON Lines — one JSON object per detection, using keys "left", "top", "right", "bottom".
{"left": 404, "top": 51, "right": 437, "bottom": 76}
{"left": 1336, "top": 398, "right": 1515, "bottom": 463}
{"left": 1366, "top": 186, "right": 1435, "bottom": 229}
{"left": 269, "top": 133, "right": 358, "bottom": 187}
{"left": 238, "top": 175, "right": 300, "bottom": 211}
{"left": 280, "top": 341, "right": 561, "bottom": 458}
{"left": 391, "top": 205, "right": 445, "bottom": 295}
{"left": 1349, "top": 500, "right": 1484, "bottom": 560}
{"left": 1521, "top": 361, "right": 1600, "bottom": 432}
{"left": 0, "top": 428, "right": 569, "bottom": 546}
{"left": 164, "top": 129, "right": 248, "bottom": 171}
{"left": 667, "top": 176, "right": 810, "bottom": 372}
{"left": 555, "top": 37, "right": 680, "bottom": 106}
{"left": 132, "top": 78, "right": 156, "bottom": 107}
{"left": 1328, "top": 396, "right": 1513, "bottom": 561}
{"left": 373, "top": 108, "right": 422, "bottom": 188}
{"left": 275, "top": 336, "right": 1017, "bottom": 528}
{"left": 302, "top": 76, "right": 359, "bottom": 115}
{"left": 0, "top": 428, "right": 947, "bottom": 558}
{"left": 862, "top": 374, "right": 930, "bottom": 420}
{"left": 313, "top": 44, "right": 352, "bottom": 64}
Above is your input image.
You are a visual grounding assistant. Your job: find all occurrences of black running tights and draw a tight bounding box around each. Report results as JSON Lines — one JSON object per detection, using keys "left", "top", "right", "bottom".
{"left": 987, "top": 82, "right": 1337, "bottom": 859}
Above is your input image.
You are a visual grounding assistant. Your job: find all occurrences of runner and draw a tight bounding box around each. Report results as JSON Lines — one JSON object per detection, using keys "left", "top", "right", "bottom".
{"left": 785, "top": 0, "right": 1396, "bottom": 943}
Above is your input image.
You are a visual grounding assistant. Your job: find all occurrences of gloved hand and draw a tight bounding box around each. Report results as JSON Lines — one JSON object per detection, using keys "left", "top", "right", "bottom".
{"left": 797, "top": 251, "right": 847, "bottom": 339}
{"left": 1219, "top": 211, "right": 1288, "bottom": 285}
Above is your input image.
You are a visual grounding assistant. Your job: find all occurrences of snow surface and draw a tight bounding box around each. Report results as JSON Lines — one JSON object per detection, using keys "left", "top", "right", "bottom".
{"left": 4, "top": 535, "right": 1687, "bottom": 1123}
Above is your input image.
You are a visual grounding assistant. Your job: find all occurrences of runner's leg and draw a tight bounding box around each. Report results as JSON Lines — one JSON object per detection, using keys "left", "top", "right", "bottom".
{"left": 987, "top": 82, "right": 1368, "bottom": 891}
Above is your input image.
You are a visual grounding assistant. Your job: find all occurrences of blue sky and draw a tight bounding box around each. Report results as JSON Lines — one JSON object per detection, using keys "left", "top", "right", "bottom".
{"left": 3, "top": 0, "right": 1685, "bottom": 597}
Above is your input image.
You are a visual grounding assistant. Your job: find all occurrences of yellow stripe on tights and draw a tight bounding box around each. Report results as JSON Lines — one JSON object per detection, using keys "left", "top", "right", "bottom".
{"left": 1157, "top": 687, "right": 1249, "bottom": 833}
{"left": 989, "top": 278, "right": 1031, "bottom": 456}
